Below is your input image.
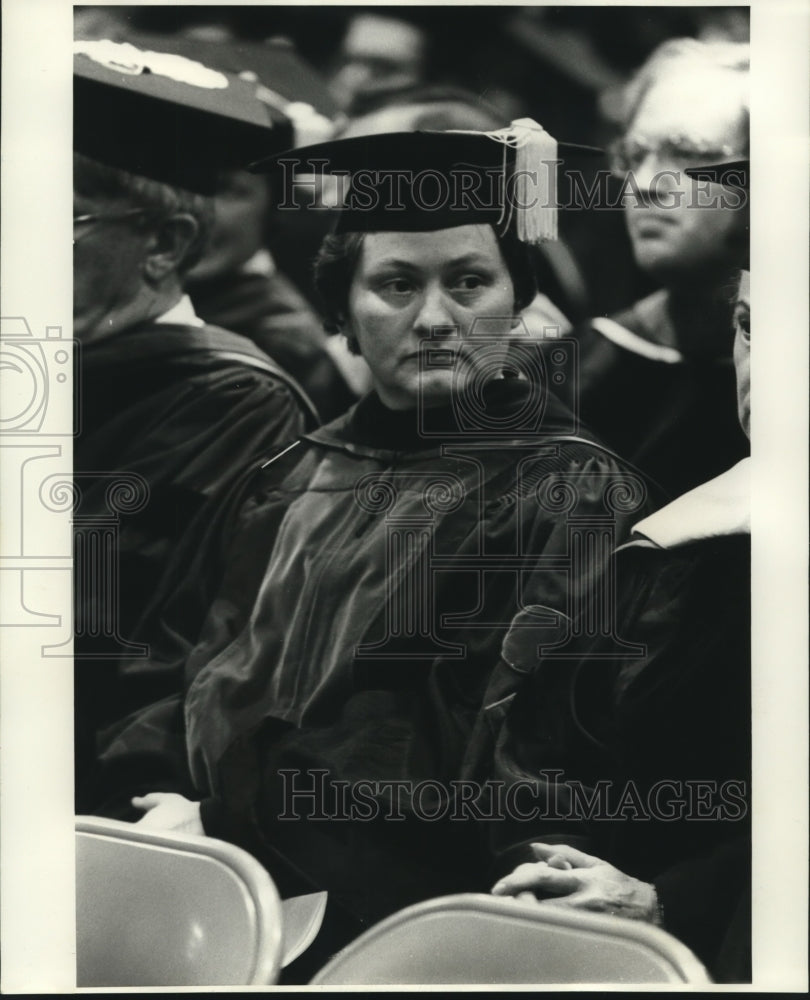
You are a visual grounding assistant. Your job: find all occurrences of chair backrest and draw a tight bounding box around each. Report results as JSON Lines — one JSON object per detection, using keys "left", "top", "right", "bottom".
{"left": 311, "top": 893, "right": 712, "bottom": 986}
{"left": 76, "top": 815, "right": 283, "bottom": 987}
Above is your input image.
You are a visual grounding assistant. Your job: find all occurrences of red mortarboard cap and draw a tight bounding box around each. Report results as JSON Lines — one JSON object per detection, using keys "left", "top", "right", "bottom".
{"left": 74, "top": 39, "right": 295, "bottom": 194}
{"left": 251, "top": 121, "right": 602, "bottom": 245}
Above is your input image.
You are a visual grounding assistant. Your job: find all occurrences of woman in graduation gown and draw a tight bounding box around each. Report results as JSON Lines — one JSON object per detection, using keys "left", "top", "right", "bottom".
{"left": 102, "top": 124, "right": 661, "bottom": 944}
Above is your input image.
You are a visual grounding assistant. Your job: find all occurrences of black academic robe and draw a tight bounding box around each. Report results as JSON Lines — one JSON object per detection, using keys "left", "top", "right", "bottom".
{"left": 489, "top": 466, "right": 751, "bottom": 982}
{"left": 567, "top": 290, "right": 749, "bottom": 498}
{"left": 75, "top": 320, "right": 314, "bottom": 799}
{"left": 95, "top": 380, "right": 662, "bottom": 937}
{"left": 187, "top": 269, "right": 357, "bottom": 422}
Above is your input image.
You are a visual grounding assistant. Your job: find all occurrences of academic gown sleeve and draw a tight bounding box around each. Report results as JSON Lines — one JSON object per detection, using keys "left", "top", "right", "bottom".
{"left": 79, "top": 345, "right": 311, "bottom": 650}
{"left": 468, "top": 446, "right": 650, "bottom": 878}
{"left": 86, "top": 444, "right": 307, "bottom": 815}
{"left": 75, "top": 332, "right": 315, "bottom": 810}
{"left": 476, "top": 533, "right": 751, "bottom": 977}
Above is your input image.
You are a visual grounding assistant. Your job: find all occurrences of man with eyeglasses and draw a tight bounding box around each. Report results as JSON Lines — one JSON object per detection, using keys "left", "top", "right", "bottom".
{"left": 73, "top": 40, "right": 317, "bottom": 809}
{"left": 568, "top": 39, "right": 750, "bottom": 499}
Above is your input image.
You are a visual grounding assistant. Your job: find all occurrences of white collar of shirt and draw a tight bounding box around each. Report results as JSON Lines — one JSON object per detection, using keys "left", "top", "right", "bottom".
{"left": 591, "top": 315, "right": 684, "bottom": 364}
{"left": 241, "top": 248, "right": 276, "bottom": 277}
{"left": 631, "top": 457, "right": 750, "bottom": 548}
{"left": 154, "top": 294, "right": 204, "bottom": 328}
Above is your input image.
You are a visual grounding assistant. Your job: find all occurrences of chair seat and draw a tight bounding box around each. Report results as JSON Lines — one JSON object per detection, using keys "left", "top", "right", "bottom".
{"left": 76, "top": 816, "right": 283, "bottom": 987}
{"left": 311, "top": 893, "right": 712, "bottom": 985}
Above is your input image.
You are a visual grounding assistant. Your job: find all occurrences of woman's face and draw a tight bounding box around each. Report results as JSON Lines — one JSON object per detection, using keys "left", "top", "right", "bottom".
{"left": 733, "top": 268, "right": 751, "bottom": 439}
{"left": 345, "top": 224, "right": 517, "bottom": 410}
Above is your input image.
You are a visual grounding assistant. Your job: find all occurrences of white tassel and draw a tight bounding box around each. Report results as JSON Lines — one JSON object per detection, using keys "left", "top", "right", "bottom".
{"left": 510, "top": 118, "right": 558, "bottom": 244}
{"left": 449, "top": 117, "right": 559, "bottom": 245}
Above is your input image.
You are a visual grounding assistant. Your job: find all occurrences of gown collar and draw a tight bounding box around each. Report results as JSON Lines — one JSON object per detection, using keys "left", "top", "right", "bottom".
{"left": 305, "top": 378, "right": 589, "bottom": 456}
{"left": 630, "top": 457, "right": 750, "bottom": 548}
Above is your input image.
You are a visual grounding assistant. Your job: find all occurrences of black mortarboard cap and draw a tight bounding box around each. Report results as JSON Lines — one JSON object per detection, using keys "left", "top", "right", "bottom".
{"left": 74, "top": 39, "right": 295, "bottom": 194}
{"left": 251, "top": 120, "right": 602, "bottom": 244}
{"left": 686, "top": 159, "right": 749, "bottom": 269}
{"left": 685, "top": 159, "right": 749, "bottom": 193}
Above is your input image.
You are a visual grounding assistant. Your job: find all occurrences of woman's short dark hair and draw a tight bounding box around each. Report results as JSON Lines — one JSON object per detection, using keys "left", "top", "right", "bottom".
{"left": 313, "top": 226, "right": 538, "bottom": 337}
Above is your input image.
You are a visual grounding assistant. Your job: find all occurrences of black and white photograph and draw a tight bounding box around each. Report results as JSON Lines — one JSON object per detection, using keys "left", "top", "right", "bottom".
{"left": 0, "top": 1, "right": 807, "bottom": 991}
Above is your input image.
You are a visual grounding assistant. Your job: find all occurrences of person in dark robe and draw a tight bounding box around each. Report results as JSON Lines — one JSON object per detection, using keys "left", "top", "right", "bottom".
{"left": 491, "top": 160, "right": 751, "bottom": 980}
{"left": 128, "top": 32, "right": 360, "bottom": 420}
{"left": 183, "top": 167, "right": 358, "bottom": 422}
{"left": 72, "top": 39, "right": 319, "bottom": 805}
{"left": 89, "top": 125, "right": 663, "bottom": 969}
{"left": 567, "top": 39, "right": 750, "bottom": 497}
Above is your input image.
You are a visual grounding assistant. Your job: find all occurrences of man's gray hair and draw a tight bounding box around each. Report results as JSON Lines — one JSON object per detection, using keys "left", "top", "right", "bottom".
{"left": 613, "top": 39, "right": 749, "bottom": 147}
{"left": 73, "top": 152, "right": 215, "bottom": 273}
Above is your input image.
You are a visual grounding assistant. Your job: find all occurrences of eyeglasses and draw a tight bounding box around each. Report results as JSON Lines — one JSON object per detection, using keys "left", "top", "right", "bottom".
{"left": 73, "top": 208, "right": 150, "bottom": 242}
{"left": 608, "top": 136, "right": 738, "bottom": 176}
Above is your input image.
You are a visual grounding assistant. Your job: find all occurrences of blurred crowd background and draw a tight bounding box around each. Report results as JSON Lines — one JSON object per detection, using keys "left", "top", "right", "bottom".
{"left": 74, "top": 4, "right": 750, "bottom": 320}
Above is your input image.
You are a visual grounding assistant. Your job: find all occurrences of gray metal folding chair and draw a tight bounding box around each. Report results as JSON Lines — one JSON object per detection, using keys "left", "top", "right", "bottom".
{"left": 310, "top": 892, "right": 712, "bottom": 985}
{"left": 76, "top": 815, "right": 284, "bottom": 986}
